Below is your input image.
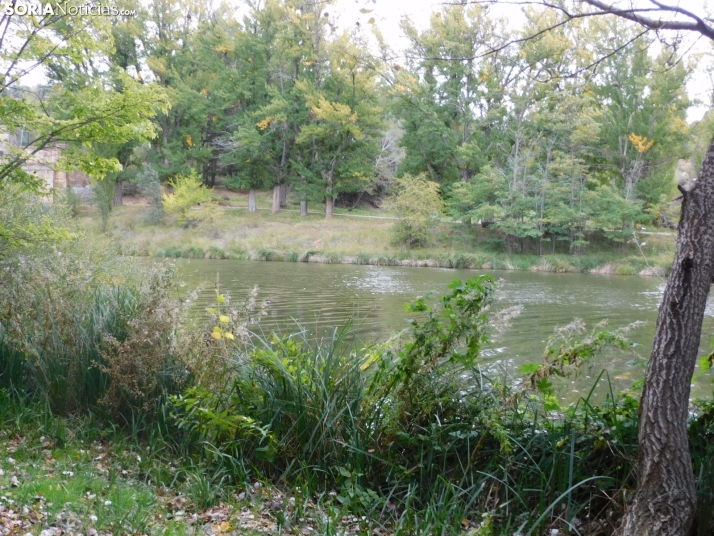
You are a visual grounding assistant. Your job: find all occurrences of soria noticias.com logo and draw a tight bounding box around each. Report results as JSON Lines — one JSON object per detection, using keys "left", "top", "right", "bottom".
{"left": 2, "top": 1, "right": 136, "bottom": 16}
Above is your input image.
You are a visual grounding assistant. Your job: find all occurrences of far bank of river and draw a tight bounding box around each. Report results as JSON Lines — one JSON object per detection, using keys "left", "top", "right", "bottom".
{"left": 96, "top": 205, "right": 677, "bottom": 278}
{"left": 176, "top": 258, "right": 714, "bottom": 400}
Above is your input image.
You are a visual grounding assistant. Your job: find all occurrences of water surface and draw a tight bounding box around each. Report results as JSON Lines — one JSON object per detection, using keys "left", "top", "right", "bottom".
{"left": 177, "top": 259, "right": 714, "bottom": 399}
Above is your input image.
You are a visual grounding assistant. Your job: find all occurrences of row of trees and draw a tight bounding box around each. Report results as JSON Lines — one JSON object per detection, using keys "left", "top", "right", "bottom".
{"left": 42, "top": 0, "right": 693, "bottom": 241}
{"left": 393, "top": 4, "right": 692, "bottom": 251}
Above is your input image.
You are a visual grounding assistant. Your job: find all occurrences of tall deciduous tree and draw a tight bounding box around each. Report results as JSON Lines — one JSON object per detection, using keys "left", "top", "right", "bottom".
{"left": 0, "top": 0, "right": 167, "bottom": 193}
{"left": 296, "top": 32, "right": 383, "bottom": 218}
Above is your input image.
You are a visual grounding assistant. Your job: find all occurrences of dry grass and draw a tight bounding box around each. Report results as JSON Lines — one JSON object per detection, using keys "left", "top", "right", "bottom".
{"left": 78, "top": 196, "right": 678, "bottom": 276}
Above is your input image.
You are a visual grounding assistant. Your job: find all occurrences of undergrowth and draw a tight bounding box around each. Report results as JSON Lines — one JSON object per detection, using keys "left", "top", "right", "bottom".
{"left": 3, "top": 241, "right": 714, "bottom": 535}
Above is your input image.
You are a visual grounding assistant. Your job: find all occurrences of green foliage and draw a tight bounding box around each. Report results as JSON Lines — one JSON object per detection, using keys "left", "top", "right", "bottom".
{"left": 134, "top": 164, "right": 163, "bottom": 224}
{"left": 162, "top": 171, "right": 214, "bottom": 225}
{"left": 60, "top": 187, "right": 83, "bottom": 219}
{"left": 0, "top": 186, "right": 74, "bottom": 256}
{"left": 93, "top": 179, "right": 114, "bottom": 233}
{"left": 386, "top": 173, "right": 443, "bottom": 247}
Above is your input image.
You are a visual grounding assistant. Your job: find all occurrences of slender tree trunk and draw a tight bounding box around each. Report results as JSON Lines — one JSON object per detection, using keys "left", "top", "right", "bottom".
{"left": 617, "top": 138, "right": 714, "bottom": 536}
{"left": 325, "top": 197, "right": 334, "bottom": 219}
{"left": 271, "top": 185, "right": 280, "bottom": 214}
{"left": 248, "top": 189, "right": 257, "bottom": 213}
{"left": 113, "top": 180, "right": 123, "bottom": 206}
{"left": 300, "top": 200, "right": 308, "bottom": 216}
{"left": 279, "top": 183, "right": 289, "bottom": 208}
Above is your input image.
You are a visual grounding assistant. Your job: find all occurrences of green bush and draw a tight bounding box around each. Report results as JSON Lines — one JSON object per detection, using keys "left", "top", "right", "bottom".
{"left": 134, "top": 164, "right": 163, "bottom": 224}
{"left": 167, "top": 276, "right": 649, "bottom": 532}
{"left": 386, "top": 173, "right": 443, "bottom": 247}
{"left": 162, "top": 171, "right": 214, "bottom": 226}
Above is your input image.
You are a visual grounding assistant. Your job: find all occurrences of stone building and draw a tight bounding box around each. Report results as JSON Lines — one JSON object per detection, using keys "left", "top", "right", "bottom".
{"left": 0, "top": 130, "right": 90, "bottom": 202}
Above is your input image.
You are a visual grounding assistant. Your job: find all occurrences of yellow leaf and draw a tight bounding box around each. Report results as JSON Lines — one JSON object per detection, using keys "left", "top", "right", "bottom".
{"left": 628, "top": 133, "right": 654, "bottom": 153}
{"left": 225, "top": 332, "right": 235, "bottom": 340}
{"left": 216, "top": 521, "right": 232, "bottom": 532}
{"left": 219, "top": 315, "right": 230, "bottom": 323}
{"left": 185, "top": 134, "right": 193, "bottom": 147}
{"left": 368, "top": 17, "right": 375, "bottom": 24}
{"left": 213, "top": 326, "right": 222, "bottom": 333}
{"left": 207, "top": 307, "right": 218, "bottom": 314}
{"left": 256, "top": 117, "right": 272, "bottom": 130}
{"left": 217, "top": 294, "right": 225, "bottom": 303}
{"left": 211, "top": 331, "right": 222, "bottom": 340}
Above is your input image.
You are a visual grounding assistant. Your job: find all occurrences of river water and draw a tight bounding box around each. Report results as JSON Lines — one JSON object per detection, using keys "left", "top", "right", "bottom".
{"left": 177, "top": 259, "right": 714, "bottom": 399}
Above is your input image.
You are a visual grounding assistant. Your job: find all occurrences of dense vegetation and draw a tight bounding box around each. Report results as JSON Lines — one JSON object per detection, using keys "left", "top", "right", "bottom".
{"left": 1, "top": 230, "right": 714, "bottom": 534}
{"left": 4, "top": 1, "right": 714, "bottom": 534}
{"left": 3, "top": 0, "right": 708, "bottom": 254}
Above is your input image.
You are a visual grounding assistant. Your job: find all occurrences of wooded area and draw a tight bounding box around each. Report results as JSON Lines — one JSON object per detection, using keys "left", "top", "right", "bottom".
{"left": 2, "top": 0, "right": 707, "bottom": 246}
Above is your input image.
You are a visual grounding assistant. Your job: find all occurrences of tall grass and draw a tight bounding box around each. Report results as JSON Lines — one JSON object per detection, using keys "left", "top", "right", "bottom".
{"left": 0, "top": 242, "right": 197, "bottom": 420}
{"left": 2, "top": 234, "right": 710, "bottom": 533}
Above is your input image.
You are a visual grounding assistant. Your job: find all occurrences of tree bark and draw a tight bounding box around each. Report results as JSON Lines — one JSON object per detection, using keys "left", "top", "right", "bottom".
{"left": 248, "top": 189, "right": 257, "bottom": 213}
{"left": 325, "top": 197, "right": 334, "bottom": 219}
{"left": 617, "top": 138, "right": 714, "bottom": 535}
{"left": 300, "top": 200, "right": 308, "bottom": 216}
{"left": 279, "top": 183, "right": 288, "bottom": 208}
{"left": 271, "top": 185, "right": 280, "bottom": 214}
{"left": 112, "top": 180, "right": 123, "bottom": 206}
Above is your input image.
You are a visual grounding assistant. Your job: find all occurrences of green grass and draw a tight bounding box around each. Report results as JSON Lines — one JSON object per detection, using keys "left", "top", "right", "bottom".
{"left": 0, "top": 398, "right": 389, "bottom": 536}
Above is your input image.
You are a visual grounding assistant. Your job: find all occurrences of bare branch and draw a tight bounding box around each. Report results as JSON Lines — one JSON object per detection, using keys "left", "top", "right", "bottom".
{"left": 580, "top": 0, "right": 714, "bottom": 40}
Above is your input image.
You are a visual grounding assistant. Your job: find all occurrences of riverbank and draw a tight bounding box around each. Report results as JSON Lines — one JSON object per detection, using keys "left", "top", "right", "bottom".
{"left": 85, "top": 202, "right": 676, "bottom": 277}
{"left": 5, "top": 241, "right": 714, "bottom": 536}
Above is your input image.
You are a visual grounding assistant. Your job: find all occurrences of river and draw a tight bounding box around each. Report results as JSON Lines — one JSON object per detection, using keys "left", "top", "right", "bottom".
{"left": 177, "top": 259, "right": 714, "bottom": 400}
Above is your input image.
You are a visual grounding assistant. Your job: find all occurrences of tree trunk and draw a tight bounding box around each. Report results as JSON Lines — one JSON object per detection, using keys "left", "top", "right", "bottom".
{"left": 248, "top": 189, "right": 257, "bottom": 213}
{"left": 300, "top": 200, "right": 308, "bottom": 216}
{"left": 271, "top": 185, "right": 280, "bottom": 214}
{"left": 113, "top": 180, "right": 123, "bottom": 206}
{"left": 325, "top": 197, "right": 334, "bottom": 219}
{"left": 279, "top": 183, "right": 289, "bottom": 208}
{"left": 617, "top": 138, "right": 714, "bottom": 536}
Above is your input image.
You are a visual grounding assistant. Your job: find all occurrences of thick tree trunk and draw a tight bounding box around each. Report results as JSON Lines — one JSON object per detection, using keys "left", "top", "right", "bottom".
{"left": 271, "top": 185, "right": 280, "bottom": 214}
{"left": 300, "top": 200, "right": 308, "bottom": 216}
{"left": 248, "top": 189, "right": 257, "bottom": 213}
{"left": 112, "top": 180, "right": 123, "bottom": 206}
{"left": 279, "top": 183, "right": 288, "bottom": 208}
{"left": 325, "top": 197, "right": 334, "bottom": 219}
{"left": 617, "top": 139, "right": 714, "bottom": 535}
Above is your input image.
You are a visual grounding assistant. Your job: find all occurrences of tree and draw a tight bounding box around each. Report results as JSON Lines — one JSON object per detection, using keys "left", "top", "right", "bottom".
{"left": 0, "top": 2, "right": 168, "bottom": 251}
{"left": 0, "top": 5, "right": 168, "bottom": 194}
{"left": 296, "top": 32, "right": 383, "bottom": 219}
{"left": 470, "top": 2, "right": 714, "bottom": 533}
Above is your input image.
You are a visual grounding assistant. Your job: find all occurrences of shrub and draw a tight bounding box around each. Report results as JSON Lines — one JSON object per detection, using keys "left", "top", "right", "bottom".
{"left": 385, "top": 173, "right": 443, "bottom": 247}
{"left": 162, "top": 171, "right": 214, "bottom": 226}
{"left": 0, "top": 240, "right": 198, "bottom": 421}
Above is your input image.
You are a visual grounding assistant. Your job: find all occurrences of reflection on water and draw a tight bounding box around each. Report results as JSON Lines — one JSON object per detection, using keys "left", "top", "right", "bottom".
{"left": 177, "top": 259, "right": 714, "bottom": 398}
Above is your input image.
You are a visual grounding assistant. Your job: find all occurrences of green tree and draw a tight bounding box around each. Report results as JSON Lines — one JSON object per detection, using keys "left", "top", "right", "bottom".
{"left": 296, "top": 32, "right": 383, "bottom": 218}
{"left": 386, "top": 173, "right": 443, "bottom": 247}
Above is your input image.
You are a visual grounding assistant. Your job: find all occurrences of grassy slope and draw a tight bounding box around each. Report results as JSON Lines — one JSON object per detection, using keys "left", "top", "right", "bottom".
{"left": 82, "top": 189, "right": 677, "bottom": 276}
